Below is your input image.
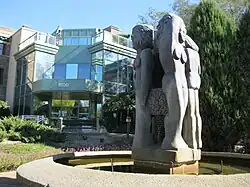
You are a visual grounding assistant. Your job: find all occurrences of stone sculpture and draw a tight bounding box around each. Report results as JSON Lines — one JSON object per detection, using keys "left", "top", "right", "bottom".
{"left": 131, "top": 13, "right": 202, "bottom": 174}
{"left": 155, "top": 13, "right": 189, "bottom": 150}
{"left": 131, "top": 24, "right": 155, "bottom": 148}
{"left": 183, "top": 35, "right": 202, "bottom": 149}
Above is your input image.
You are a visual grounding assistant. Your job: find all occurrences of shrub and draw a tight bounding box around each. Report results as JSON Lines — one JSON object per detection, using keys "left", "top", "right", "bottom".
{"left": 0, "top": 116, "right": 55, "bottom": 143}
{"left": 0, "top": 129, "right": 6, "bottom": 142}
{"left": 0, "top": 100, "right": 11, "bottom": 118}
{"left": 7, "top": 130, "right": 22, "bottom": 141}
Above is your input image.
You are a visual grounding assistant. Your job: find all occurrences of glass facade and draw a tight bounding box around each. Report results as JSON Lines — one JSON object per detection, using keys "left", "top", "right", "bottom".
{"left": 53, "top": 63, "right": 91, "bottom": 79}
{"left": 14, "top": 52, "right": 35, "bottom": 115}
{"left": 13, "top": 26, "right": 136, "bottom": 118}
{"left": 62, "top": 29, "right": 96, "bottom": 46}
{"left": 90, "top": 50, "right": 134, "bottom": 95}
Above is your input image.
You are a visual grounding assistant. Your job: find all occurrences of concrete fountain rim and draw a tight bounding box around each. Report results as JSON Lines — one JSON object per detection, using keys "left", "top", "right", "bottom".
{"left": 16, "top": 151, "right": 250, "bottom": 187}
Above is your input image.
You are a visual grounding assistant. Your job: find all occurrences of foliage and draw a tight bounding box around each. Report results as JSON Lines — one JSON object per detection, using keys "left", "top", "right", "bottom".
{"left": 138, "top": 0, "right": 249, "bottom": 29}
{"left": 0, "top": 100, "right": 11, "bottom": 118}
{"left": 102, "top": 92, "right": 135, "bottom": 112}
{"left": 0, "top": 116, "right": 66, "bottom": 143}
{"left": 214, "top": 0, "right": 249, "bottom": 23}
{"left": 236, "top": 6, "right": 250, "bottom": 137}
{"left": 188, "top": 1, "right": 243, "bottom": 151}
{"left": 138, "top": 7, "right": 167, "bottom": 28}
{"left": 0, "top": 143, "right": 61, "bottom": 172}
{"left": 0, "top": 129, "right": 6, "bottom": 142}
{"left": 172, "top": 0, "right": 198, "bottom": 27}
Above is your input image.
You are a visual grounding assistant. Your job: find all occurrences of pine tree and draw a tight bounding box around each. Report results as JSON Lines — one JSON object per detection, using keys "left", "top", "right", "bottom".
{"left": 188, "top": 0, "right": 240, "bottom": 151}
{"left": 236, "top": 6, "right": 250, "bottom": 144}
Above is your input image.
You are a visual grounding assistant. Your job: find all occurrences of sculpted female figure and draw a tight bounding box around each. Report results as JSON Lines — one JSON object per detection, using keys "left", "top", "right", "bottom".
{"left": 155, "top": 13, "right": 189, "bottom": 150}
{"left": 131, "top": 24, "right": 155, "bottom": 149}
{"left": 183, "top": 35, "right": 202, "bottom": 149}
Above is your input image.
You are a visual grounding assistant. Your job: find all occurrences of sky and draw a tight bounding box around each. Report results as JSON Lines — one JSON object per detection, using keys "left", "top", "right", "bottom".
{"left": 0, "top": 0, "right": 179, "bottom": 34}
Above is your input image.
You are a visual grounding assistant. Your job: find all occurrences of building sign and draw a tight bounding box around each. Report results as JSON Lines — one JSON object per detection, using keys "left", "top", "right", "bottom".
{"left": 20, "top": 115, "right": 45, "bottom": 123}
{"left": 58, "top": 82, "right": 69, "bottom": 88}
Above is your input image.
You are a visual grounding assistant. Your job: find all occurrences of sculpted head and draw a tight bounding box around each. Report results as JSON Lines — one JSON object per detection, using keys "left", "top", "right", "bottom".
{"left": 131, "top": 24, "right": 154, "bottom": 51}
{"left": 156, "top": 13, "right": 187, "bottom": 48}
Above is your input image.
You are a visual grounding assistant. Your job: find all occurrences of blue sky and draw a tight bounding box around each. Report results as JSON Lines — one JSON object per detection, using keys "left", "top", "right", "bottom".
{"left": 0, "top": 0, "right": 198, "bottom": 34}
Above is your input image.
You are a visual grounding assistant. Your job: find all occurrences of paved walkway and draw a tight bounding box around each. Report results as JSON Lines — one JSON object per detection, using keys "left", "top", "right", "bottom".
{"left": 0, "top": 171, "right": 23, "bottom": 187}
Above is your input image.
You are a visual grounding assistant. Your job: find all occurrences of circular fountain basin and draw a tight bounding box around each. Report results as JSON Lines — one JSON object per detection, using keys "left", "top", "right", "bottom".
{"left": 16, "top": 151, "right": 250, "bottom": 187}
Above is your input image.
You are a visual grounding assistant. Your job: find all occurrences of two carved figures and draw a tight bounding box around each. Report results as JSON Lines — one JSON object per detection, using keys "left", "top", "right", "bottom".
{"left": 132, "top": 13, "right": 202, "bottom": 151}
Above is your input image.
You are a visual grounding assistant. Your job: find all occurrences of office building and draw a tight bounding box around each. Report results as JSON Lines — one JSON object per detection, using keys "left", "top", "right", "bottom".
{"left": 1, "top": 24, "right": 136, "bottom": 122}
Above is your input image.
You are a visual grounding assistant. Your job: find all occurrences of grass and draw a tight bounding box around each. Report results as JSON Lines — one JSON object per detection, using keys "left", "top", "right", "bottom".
{"left": 200, "top": 162, "right": 250, "bottom": 175}
{"left": 0, "top": 142, "right": 62, "bottom": 172}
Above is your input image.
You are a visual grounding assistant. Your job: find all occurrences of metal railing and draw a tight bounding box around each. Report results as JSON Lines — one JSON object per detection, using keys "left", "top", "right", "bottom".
{"left": 19, "top": 32, "right": 57, "bottom": 51}
{"left": 93, "top": 30, "right": 133, "bottom": 48}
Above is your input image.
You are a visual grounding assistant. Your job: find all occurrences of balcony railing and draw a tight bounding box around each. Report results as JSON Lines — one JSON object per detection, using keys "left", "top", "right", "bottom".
{"left": 19, "top": 32, "right": 56, "bottom": 51}
{"left": 93, "top": 30, "right": 133, "bottom": 48}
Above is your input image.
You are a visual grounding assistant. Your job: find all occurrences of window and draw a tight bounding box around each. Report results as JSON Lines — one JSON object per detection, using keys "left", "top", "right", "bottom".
{"left": 71, "top": 38, "right": 79, "bottom": 45}
{"left": 0, "top": 68, "right": 4, "bottom": 85}
{"left": 64, "top": 38, "right": 71, "bottom": 45}
{"left": 78, "top": 64, "right": 90, "bottom": 79}
{"left": 63, "top": 30, "right": 72, "bottom": 37}
{"left": 72, "top": 30, "right": 79, "bottom": 37}
{"left": 86, "top": 29, "right": 95, "bottom": 37}
{"left": 0, "top": 44, "right": 3, "bottom": 55}
{"left": 87, "top": 37, "right": 92, "bottom": 45}
{"left": 91, "top": 65, "right": 103, "bottom": 81}
{"left": 80, "top": 30, "right": 87, "bottom": 36}
{"left": 92, "top": 51, "right": 103, "bottom": 65}
{"left": 104, "top": 51, "right": 118, "bottom": 64}
{"left": 66, "top": 64, "right": 78, "bottom": 79}
{"left": 54, "top": 64, "right": 66, "bottom": 79}
{"left": 79, "top": 38, "right": 88, "bottom": 45}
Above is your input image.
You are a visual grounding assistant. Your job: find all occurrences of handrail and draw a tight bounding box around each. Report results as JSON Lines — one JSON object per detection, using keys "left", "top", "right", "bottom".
{"left": 19, "top": 32, "right": 56, "bottom": 51}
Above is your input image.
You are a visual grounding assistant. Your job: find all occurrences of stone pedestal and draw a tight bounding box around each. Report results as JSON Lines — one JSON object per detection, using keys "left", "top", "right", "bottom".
{"left": 132, "top": 147, "right": 201, "bottom": 174}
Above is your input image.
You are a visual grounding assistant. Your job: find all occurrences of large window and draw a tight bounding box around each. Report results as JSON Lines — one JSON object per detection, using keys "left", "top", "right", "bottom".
{"left": 78, "top": 64, "right": 90, "bottom": 79}
{"left": 66, "top": 64, "right": 78, "bottom": 79}
{"left": 79, "top": 38, "right": 88, "bottom": 45}
{"left": 92, "top": 51, "right": 103, "bottom": 65}
{"left": 0, "top": 44, "right": 3, "bottom": 55}
{"left": 54, "top": 64, "right": 66, "bottom": 79}
{"left": 64, "top": 38, "right": 71, "bottom": 45}
{"left": 91, "top": 65, "right": 103, "bottom": 81}
{"left": 71, "top": 38, "right": 79, "bottom": 45}
{"left": 101, "top": 50, "right": 135, "bottom": 94}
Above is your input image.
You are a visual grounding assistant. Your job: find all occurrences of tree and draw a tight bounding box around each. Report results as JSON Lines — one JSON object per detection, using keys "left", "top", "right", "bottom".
{"left": 138, "top": 0, "right": 249, "bottom": 28}
{"left": 138, "top": 7, "right": 167, "bottom": 28}
{"left": 236, "top": 6, "right": 250, "bottom": 140}
{"left": 172, "top": 0, "right": 198, "bottom": 27}
{"left": 188, "top": 1, "right": 241, "bottom": 151}
{"left": 215, "top": 0, "right": 248, "bottom": 23}
{"left": 102, "top": 92, "right": 135, "bottom": 135}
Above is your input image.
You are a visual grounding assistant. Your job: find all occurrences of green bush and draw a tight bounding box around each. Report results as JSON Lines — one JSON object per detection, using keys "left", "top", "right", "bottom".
{"left": 0, "top": 101, "right": 11, "bottom": 118}
{"left": 0, "top": 129, "right": 6, "bottom": 142}
{"left": 0, "top": 116, "right": 56, "bottom": 143}
{"left": 8, "top": 130, "right": 22, "bottom": 141}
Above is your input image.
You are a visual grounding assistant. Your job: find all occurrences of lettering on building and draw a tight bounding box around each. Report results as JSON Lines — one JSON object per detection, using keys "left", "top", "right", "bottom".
{"left": 58, "top": 83, "right": 69, "bottom": 88}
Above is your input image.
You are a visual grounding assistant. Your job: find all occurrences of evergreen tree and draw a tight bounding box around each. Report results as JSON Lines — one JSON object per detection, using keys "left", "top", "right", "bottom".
{"left": 236, "top": 6, "right": 250, "bottom": 142}
{"left": 188, "top": 0, "right": 241, "bottom": 151}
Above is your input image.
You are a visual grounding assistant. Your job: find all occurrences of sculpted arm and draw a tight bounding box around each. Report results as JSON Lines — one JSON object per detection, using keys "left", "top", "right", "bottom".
{"left": 185, "top": 35, "right": 199, "bottom": 51}
{"left": 140, "top": 48, "right": 154, "bottom": 106}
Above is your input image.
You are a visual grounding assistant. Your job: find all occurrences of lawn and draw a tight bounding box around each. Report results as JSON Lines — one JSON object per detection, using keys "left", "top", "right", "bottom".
{"left": 0, "top": 141, "right": 62, "bottom": 172}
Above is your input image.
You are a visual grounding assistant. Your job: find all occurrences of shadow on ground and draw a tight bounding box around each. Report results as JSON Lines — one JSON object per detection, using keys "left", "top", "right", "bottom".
{"left": 0, "top": 176, "right": 23, "bottom": 187}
